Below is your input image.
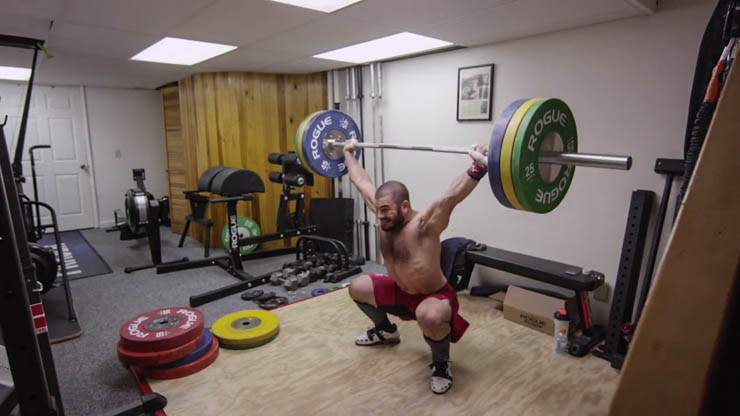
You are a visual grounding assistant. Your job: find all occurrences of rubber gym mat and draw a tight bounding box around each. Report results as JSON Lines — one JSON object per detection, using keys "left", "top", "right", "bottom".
{"left": 38, "top": 230, "right": 112, "bottom": 282}
{"left": 41, "top": 287, "right": 83, "bottom": 344}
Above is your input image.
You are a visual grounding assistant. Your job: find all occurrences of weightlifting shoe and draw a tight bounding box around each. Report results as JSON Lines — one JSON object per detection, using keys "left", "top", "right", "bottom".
{"left": 355, "top": 324, "right": 400, "bottom": 346}
{"left": 429, "top": 361, "right": 453, "bottom": 394}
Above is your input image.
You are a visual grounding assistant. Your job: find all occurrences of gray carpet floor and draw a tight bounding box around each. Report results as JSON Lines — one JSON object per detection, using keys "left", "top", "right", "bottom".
{"left": 45, "top": 227, "right": 384, "bottom": 416}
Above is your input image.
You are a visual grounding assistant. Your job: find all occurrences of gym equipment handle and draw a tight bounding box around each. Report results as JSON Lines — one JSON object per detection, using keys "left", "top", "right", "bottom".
{"left": 326, "top": 140, "right": 631, "bottom": 170}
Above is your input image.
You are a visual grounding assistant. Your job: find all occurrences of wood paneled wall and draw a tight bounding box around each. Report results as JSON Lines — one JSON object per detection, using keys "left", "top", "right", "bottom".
{"left": 163, "top": 72, "right": 330, "bottom": 250}
{"left": 161, "top": 86, "right": 188, "bottom": 234}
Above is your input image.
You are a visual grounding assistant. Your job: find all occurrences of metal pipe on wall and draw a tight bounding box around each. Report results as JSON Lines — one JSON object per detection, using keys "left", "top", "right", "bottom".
{"left": 377, "top": 62, "right": 383, "bottom": 99}
{"left": 374, "top": 62, "right": 384, "bottom": 262}
{"left": 350, "top": 67, "right": 354, "bottom": 100}
{"left": 345, "top": 68, "right": 351, "bottom": 100}
{"left": 326, "top": 70, "right": 333, "bottom": 108}
{"left": 379, "top": 115, "right": 386, "bottom": 185}
{"left": 376, "top": 63, "right": 386, "bottom": 186}
{"left": 370, "top": 71, "right": 379, "bottom": 188}
{"left": 332, "top": 69, "right": 341, "bottom": 107}
{"left": 370, "top": 65, "right": 380, "bottom": 262}
{"left": 369, "top": 63, "right": 376, "bottom": 99}
{"left": 355, "top": 66, "right": 371, "bottom": 261}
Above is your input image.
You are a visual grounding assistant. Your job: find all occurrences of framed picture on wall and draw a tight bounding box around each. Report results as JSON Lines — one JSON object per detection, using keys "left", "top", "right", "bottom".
{"left": 457, "top": 64, "right": 493, "bottom": 121}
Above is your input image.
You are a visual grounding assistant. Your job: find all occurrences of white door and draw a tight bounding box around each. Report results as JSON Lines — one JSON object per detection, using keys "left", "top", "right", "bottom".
{"left": 0, "top": 82, "right": 95, "bottom": 231}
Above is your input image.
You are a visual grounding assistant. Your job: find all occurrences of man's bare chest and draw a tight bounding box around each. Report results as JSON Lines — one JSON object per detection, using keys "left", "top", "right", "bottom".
{"left": 381, "top": 227, "right": 423, "bottom": 264}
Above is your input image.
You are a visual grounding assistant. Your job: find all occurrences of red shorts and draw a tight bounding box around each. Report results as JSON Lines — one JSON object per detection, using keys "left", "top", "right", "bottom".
{"left": 369, "top": 274, "right": 469, "bottom": 343}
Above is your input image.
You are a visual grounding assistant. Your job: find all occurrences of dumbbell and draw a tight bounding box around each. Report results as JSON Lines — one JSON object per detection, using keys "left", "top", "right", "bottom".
{"left": 324, "top": 271, "right": 339, "bottom": 283}
{"left": 283, "top": 276, "right": 300, "bottom": 291}
{"left": 350, "top": 255, "right": 365, "bottom": 266}
{"left": 310, "top": 256, "right": 324, "bottom": 267}
{"left": 310, "top": 266, "right": 327, "bottom": 282}
{"left": 296, "top": 271, "right": 311, "bottom": 287}
{"left": 293, "top": 260, "right": 313, "bottom": 273}
{"left": 270, "top": 270, "right": 285, "bottom": 286}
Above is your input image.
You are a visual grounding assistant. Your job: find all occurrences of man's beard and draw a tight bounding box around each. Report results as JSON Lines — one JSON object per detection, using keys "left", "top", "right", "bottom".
{"left": 380, "top": 207, "right": 404, "bottom": 232}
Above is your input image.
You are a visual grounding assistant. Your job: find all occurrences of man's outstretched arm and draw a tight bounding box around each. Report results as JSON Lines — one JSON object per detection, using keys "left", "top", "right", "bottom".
{"left": 419, "top": 144, "right": 488, "bottom": 234}
{"left": 343, "top": 140, "right": 377, "bottom": 214}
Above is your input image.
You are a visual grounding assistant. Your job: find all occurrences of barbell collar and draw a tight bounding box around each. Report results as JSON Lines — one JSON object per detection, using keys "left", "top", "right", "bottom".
{"left": 326, "top": 139, "right": 631, "bottom": 170}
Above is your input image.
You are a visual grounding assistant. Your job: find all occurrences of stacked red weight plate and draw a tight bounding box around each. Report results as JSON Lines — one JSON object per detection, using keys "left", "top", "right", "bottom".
{"left": 118, "top": 307, "right": 219, "bottom": 379}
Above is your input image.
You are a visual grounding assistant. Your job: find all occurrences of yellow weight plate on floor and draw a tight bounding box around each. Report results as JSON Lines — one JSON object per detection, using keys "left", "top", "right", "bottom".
{"left": 211, "top": 310, "right": 280, "bottom": 347}
{"left": 500, "top": 98, "right": 540, "bottom": 211}
{"left": 294, "top": 111, "right": 322, "bottom": 172}
{"left": 219, "top": 329, "right": 280, "bottom": 350}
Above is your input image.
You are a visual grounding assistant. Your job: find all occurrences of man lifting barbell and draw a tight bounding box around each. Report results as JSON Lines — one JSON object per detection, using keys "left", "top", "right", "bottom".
{"left": 292, "top": 100, "right": 631, "bottom": 392}
{"left": 342, "top": 138, "right": 489, "bottom": 395}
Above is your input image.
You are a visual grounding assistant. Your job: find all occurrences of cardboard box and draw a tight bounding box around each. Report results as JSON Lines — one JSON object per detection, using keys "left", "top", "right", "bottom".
{"left": 503, "top": 286, "right": 577, "bottom": 336}
{"left": 490, "top": 291, "right": 506, "bottom": 310}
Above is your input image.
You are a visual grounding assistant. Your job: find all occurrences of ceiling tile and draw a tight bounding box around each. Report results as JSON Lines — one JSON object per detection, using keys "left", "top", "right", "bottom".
{"left": 33, "top": 52, "right": 191, "bottom": 89}
{"left": 0, "top": 15, "right": 53, "bottom": 41}
{"left": 336, "top": 0, "right": 514, "bottom": 30}
{"left": 3, "top": 0, "right": 64, "bottom": 21}
{"left": 417, "top": 0, "right": 640, "bottom": 46}
{"left": 47, "top": 22, "right": 160, "bottom": 60}
{"left": 0, "top": 0, "right": 674, "bottom": 88}
{"left": 170, "top": 0, "right": 324, "bottom": 45}
{"left": 257, "top": 56, "right": 351, "bottom": 74}
{"left": 60, "top": 0, "right": 217, "bottom": 35}
{"left": 193, "top": 46, "right": 298, "bottom": 72}
{"left": 253, "top": 14, "right": 397, "bottom": 56}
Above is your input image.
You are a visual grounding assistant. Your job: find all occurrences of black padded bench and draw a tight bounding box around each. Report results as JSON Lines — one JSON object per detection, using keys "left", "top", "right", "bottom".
{"left": 465, "top": 246, "right": 604, "bottom": 292}
{"left": 464, "top": 246, "right": 605, "bottom": 334}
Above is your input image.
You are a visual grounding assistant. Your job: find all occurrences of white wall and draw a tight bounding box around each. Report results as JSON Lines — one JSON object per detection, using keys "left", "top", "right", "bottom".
{"left": 338, "top": 0, "right": 715, "bottom": 324}
{"left": 84, "top": 87, "right": 168, "bottom": 227}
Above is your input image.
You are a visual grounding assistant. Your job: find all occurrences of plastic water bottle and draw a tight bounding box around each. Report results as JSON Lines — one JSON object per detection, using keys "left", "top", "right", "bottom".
{"left": 554, "top": 307, "right": 569, "bottom": 355}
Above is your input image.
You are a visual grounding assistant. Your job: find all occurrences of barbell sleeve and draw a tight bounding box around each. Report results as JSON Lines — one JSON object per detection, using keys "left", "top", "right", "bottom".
{"left": 326, "top": 140, "right": 631, "bottom": 170}
{"left": 539, "top": 151, "right": 632, "bottom": 170}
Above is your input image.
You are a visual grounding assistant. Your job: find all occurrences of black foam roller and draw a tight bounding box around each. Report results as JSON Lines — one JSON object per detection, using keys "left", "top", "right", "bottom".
{"left": 268, "top": 153, "right": 284, "bottom": 165}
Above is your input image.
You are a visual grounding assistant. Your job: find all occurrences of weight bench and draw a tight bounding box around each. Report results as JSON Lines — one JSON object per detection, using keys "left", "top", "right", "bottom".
{"left": 178, "top": 166, "right": 227, "bottom": 257}
{"left": 464, "top": 246, "right": 605, "bottom": 356}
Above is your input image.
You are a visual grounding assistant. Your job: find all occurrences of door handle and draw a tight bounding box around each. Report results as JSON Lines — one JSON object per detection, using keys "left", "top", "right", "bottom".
{"left": 80, "top": 164, "right": 88, "bottom": 170}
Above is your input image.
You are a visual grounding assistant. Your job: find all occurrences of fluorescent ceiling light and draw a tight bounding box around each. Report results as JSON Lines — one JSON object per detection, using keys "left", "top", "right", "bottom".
{"left": 314, "top": 32, "right": 454, "bottom": 64}
{"left": 131, "top": 37, "right": 237, "bottom": 66}
{"left": 269, "top": 0, "right": 363, "bottom": 13}
{"left": 0, "top": 66, "right": 32, "bottom": 81}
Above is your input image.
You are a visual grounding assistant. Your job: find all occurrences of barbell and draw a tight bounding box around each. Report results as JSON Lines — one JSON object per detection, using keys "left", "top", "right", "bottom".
{"left": 294, "top": 98, "right": 632, "bottom": 213}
